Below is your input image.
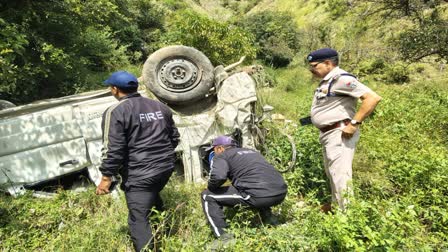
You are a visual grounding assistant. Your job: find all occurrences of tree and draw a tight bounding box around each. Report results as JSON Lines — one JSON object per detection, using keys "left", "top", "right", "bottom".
{"left": 238, "top": 11, "right": 301, "bottom": 67}
{"left": 366, "top": 0, "right": 448, "bottom": 62}
{"left": 397, "top": 7, "right": 448, "bottom": 62}
{"left": 0, "top": 0, "right": 166, "bottom": 104}
{"left": 161, "top": 10, "right": 256, "bottom": 66}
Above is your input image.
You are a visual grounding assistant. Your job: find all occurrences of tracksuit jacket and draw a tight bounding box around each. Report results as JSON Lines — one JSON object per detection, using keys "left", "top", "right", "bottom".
{"left": 209, "top": 147, "right": 287, "bottom": 197}
{"left": 99, "top": 93, "right": 179, "bottom": 187}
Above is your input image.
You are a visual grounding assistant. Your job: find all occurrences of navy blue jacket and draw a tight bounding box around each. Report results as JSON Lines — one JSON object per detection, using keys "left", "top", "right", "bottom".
{"left": 99, "top": 93, "right": 179, "bottom": 186}
{"left": 208, "top": 147, "right": 287, "bottom": 197}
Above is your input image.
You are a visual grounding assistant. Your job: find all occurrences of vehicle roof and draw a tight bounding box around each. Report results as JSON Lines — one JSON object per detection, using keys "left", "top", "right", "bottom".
{"left": 0, "top": 89, "right": 111, "bottom": 119}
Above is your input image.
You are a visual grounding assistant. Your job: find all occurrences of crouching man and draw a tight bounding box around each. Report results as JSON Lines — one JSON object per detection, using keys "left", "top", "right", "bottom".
{"left": 201, "top": 136, "right": 287, "bottom": 250}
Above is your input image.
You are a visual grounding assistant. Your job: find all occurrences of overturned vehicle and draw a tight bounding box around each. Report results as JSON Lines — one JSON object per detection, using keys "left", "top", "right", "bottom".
{"left": 0, "top": 46, "right": 273, "bottom": 196}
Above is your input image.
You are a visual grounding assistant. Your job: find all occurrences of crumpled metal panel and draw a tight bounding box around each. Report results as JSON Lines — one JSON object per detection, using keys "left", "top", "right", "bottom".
{"left": 216, "top": 72, "right": 257, "bottom": 148}
{"left": 0, "top": 138, "right": 89, "bottom": 185}
{"left": 0, "top": 71, "right": 259, "bottom": 190}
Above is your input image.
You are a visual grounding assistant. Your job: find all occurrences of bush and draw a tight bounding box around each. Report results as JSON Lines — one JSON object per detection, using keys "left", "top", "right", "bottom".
{"left": 256, "top": 65, "right": 448, "bottom": 249}
{"left": 358, "top": 81, "right": 448, "bottom": 238}
{"left": 1, "top": 78, "right": 447, "bottom": 250}
{"left": 357, "top": 58, "right": 387, "bottom": 75}
{"left": 394, "top": 3, "right": 448, "bottom": 62}
{"left": 383, "top": 62, "right": 410, "bottom": 84}
{"left": 0, "top": 0, "right": 167, "bottom": 104}
{"left": 238, "top": 11, "right": 301, "bottom": 67}
{"left": 0, "top": 18, "right": 28, "bottom": 98}
{"left": 325, "top": 0, "right": 353, "bottom": 19}
{"left": 224, "top": 0, "right": 263, "bottom": 15}
{"left": 161, "top": 10, "right": 256, "bottom": 66}
{"left": 356, "top": 59, "right": 410, "bottom": 84}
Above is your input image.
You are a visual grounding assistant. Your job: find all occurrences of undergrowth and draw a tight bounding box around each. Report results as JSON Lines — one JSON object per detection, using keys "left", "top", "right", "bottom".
{"left": 1, "top": 64, "right": 447, "bottom": 251}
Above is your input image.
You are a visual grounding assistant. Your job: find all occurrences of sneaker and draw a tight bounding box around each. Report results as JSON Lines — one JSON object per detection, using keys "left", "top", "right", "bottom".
{"left": 208, "top": 233, "right": 236, "bottom": 251}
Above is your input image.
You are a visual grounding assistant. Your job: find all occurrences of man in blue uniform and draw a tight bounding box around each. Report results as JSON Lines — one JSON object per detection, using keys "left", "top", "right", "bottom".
{"left": 95, "top": 71, "right": 180, "bottom": 251}
{"left": 201, "top": 135, "right": 287, "bottom": 249}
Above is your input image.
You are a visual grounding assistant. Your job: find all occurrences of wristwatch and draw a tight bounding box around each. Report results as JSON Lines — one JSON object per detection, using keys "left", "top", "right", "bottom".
{"left": 350, "top": 119, "right": 362, "bottom": 125}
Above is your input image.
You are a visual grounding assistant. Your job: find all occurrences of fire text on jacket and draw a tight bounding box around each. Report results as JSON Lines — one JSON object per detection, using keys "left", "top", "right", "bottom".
{"left": 139, "top": 111, "right": 164, "bottom": 122}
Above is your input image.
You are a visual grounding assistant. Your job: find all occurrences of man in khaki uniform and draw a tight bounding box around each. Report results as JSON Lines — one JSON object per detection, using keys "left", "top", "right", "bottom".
{"left": 307, "top": 48, "right": 381, "bottom": 211}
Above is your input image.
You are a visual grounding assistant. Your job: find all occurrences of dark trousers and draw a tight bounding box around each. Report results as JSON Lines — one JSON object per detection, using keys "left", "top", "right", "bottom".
{"left": 124, "top": 170, "right": 172, "bottom": 252}
{"left": 201, "top": 186, "right": 286, "bottom": 237}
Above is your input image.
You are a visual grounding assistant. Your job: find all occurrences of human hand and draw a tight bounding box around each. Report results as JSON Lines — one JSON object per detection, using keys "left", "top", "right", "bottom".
{"left": 341, "top": 124, "right": 358, "bottom": 139}
{"left": 95, "top": 176, "right": 112, "bottom": 195}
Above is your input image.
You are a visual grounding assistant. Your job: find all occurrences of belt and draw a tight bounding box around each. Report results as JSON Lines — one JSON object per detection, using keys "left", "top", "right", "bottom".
{"left": 319, "top": 119, "right": 350, "bottom": 133}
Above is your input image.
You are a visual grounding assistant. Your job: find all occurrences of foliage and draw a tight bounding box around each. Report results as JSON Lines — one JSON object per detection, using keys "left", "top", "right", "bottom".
{"left": 0, "top": 18, "right": 28, "bottom": 96}
{"left": 238, "top": 11, "right": 302, "bottom": 68}
{"left": 397, "top": 9, "right": 448, "bottom": 62}
{"left": 158, "top": 0, "right": 189, "bottom": 11}
{"left": 1, "top": 66, "right": 448, "bottom": 251}
{"left": 357, "top": 58, "right": 387, "bottom": 76}
{"left": 0, "top": 0, "right": 166, "bottom": 104}
{"left": 383, "top": 62, "right": 410, "bottom": 83}
{"left": 0, "top": 190, "right": 132, "bottom": 250}
{"left": 325, "top": 0, "right": 354, "bottom": 19}
{"left": 356, "top": 58, "right": 410, "bottom": 84}
{"left": 112, "top": 0, "right": 167, "bottom": 60}
{"left": 366, "top": 0, "right": 448, "bottom": 62}
{"left": 356, "top": 81, "right": 448, "bottom": 239}
{"left": 1, "top": 0, "right": 448, "bottom": 251}
{"left": 222, "top": 0, "right": 262, "bottom": 15}
{"left": 254, "top": 64, "right": 448, "bottom": 250}
{"left": 161, "top": 10, "right": 256, "bottom": 66}
{"left": 369, "top": 0, "right": 443, "bottom": 18}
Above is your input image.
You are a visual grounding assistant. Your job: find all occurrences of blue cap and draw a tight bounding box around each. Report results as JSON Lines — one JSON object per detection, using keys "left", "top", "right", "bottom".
{"left": 103, "top": 71, "right": 138, "bottom": 89}
{"left": 205, "top": 135, "right": 237, "bottom": 151}
{"left": 306, "top": 48, "right": 338, "bottom": 63}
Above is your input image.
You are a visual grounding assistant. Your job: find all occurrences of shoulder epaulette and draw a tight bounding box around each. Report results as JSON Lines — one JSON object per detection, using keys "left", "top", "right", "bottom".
{"left": 327, "top": 73, "right": 357, "bottom": 97}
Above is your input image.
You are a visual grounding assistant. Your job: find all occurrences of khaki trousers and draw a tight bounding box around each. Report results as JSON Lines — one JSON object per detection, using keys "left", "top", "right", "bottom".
{"left": 319, "top": 127, "right": 360, "bottom": 210}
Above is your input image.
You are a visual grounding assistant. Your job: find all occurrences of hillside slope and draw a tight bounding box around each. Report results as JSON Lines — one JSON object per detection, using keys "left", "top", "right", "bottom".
{"left": 1, "top": 0, "right": 447, "bottom": 251}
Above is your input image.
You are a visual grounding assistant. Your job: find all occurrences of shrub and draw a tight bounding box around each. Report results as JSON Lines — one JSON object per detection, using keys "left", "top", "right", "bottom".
{"left": 159, "top": 0, "right": 189, "bottom": 11}
{"left": 383, "top": 62, "right": 410, "bottom": 84}
{"left": 0, "top": 0, "right": 167, "bottom": 104}
{"left": 238, "top": 11, "right": 301, "bottom": 67}
{"left": 357, "top": 58, "right": 387, "bottom": 76}
{"left": 395, "top": 3, "right": 448, "bottom": 62}
{"left": 356, "top": 59, "right": 410, "bottom": 84}
{"left": 224, "top": 0, "right": 263, "bottom": 15}
{"left": 161, "top": 10, "right": 256, "bottom": 66}
{"left": 0, "top": 18, "right": 28, "bottom": 99}
{"left": 1, "top": 78, "right": 447, "bottom": 250}
{"left": 325, "top": 0, "right": 353, "bottom": 19}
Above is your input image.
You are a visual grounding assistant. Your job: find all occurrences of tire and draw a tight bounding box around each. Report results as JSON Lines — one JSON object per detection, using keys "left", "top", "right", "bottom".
{"left": 142, "top": 46, "right": 215, "bottom": 105}
{"left": 0, "top": 100, "right": 16, "bottom": 110}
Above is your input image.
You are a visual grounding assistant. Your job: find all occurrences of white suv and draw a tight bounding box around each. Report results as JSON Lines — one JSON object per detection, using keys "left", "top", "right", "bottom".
{"left": 0, "top": 46, "right": 260, "bottom": 196}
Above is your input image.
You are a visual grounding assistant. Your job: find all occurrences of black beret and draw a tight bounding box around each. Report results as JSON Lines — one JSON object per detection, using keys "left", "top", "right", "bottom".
{"left": 306, "top": 48, "right": 338, "bottom": 62}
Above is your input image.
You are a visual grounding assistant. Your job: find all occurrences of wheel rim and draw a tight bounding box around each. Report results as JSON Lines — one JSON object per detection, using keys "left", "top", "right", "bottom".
{"left": 157, "top": 57, "right": 203, "bottom": 92}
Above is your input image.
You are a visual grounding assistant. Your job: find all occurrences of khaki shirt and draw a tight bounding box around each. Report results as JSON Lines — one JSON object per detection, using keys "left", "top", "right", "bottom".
{"left": 311, "top": 67, "right": 372, "bottom": 128}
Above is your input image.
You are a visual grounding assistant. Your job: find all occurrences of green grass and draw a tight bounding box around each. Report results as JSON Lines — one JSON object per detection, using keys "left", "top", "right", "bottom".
{"left": 257, "top": 63, "right": 315, "bottom": 119}
{"left": 1, "top": 1, "right": 448, "bottom": 250}
{"left": 1, "top": 64, "right": 447, "bottom": 251}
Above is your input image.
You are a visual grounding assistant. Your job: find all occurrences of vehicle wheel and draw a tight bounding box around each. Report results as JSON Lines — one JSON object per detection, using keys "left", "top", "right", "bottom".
{"left": 142, "top": 46, "right": 215, "bottom": 105}
{"left": 0, "top": 100, "right": 16, "bottom": 110}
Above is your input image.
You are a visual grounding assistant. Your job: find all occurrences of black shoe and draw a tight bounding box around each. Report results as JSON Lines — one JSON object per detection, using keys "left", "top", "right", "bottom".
{"left": 262, "top": 214, "right": 280, "bottom": 226}
{"left": 259, "top": 208, "right": 280, "bottom": 226}
{"left": 208, "top": 233, "right": 236, "bottom": 251}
